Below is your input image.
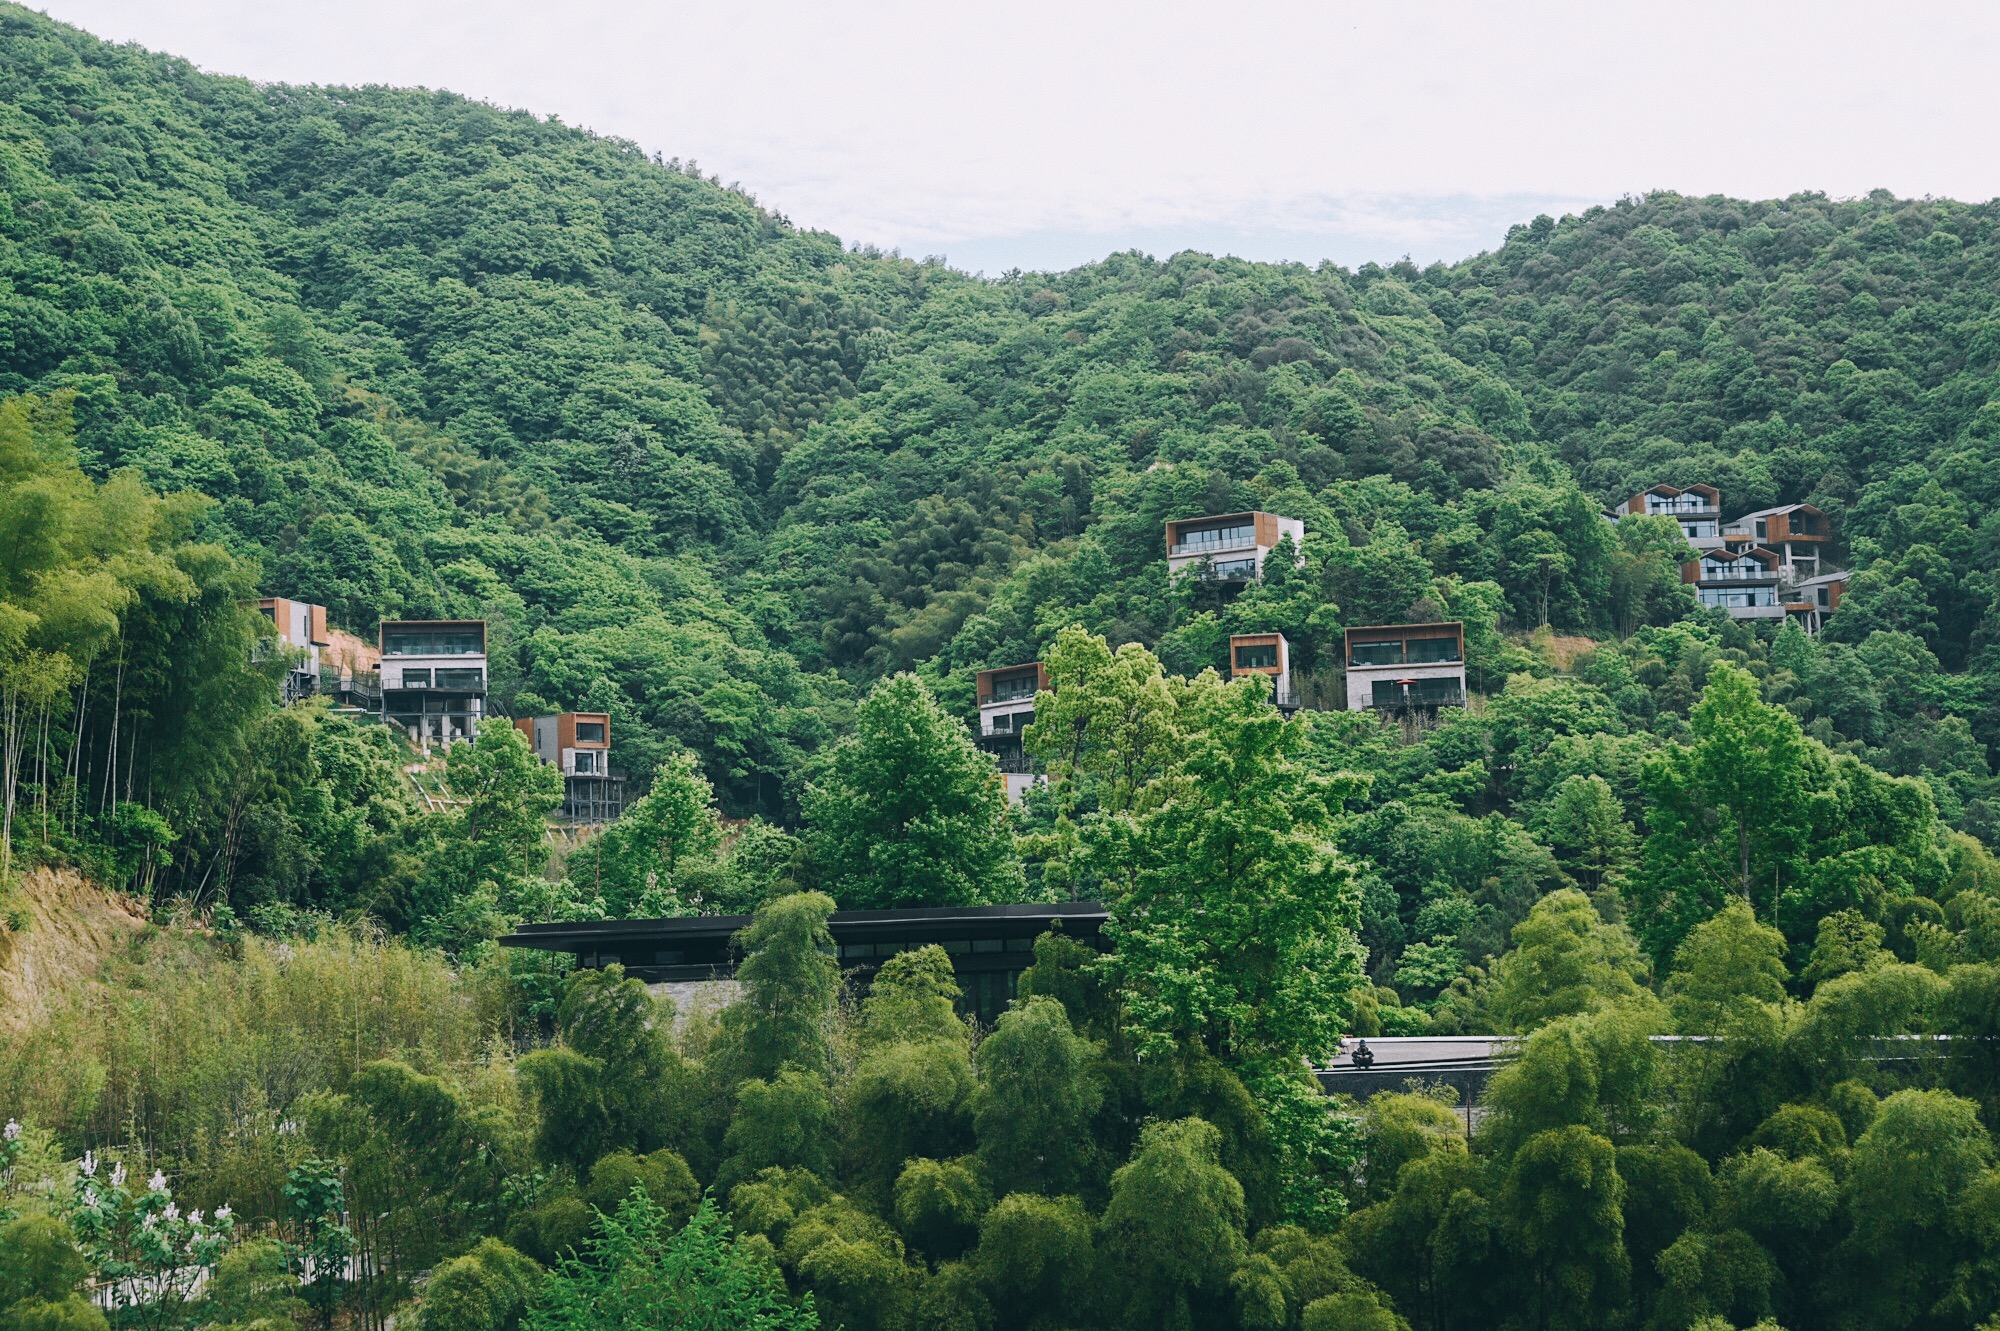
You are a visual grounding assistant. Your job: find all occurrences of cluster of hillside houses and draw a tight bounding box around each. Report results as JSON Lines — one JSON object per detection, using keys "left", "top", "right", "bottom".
{"left": 1605, "top": 483, "right": 1848, "bottom": 632}
{"left": 250, "top": 601, "right": 625, "bottom": 821}
{"left": 252, "top": 488, "right": 1843, "bottom": 814}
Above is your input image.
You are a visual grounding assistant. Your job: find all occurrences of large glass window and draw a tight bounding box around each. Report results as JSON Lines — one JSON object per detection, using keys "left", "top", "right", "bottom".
{"left": 1699, "top": 588, "right": 1776, "bottom": 608}
{"left": 1211, "top": 557, "right": 1259, "bottom": 580}
{"left": 572, "top": 750, "right": 598, "bottom": 774}
{"left": 1172, "top": 523, "right": 1255, "bottom": 555}
{"left": 575, "top": 720, "right": 606, "bottom": 743}
{"left": 990, "top": 709, "right": 1033, "bottom": 734}
{"left": 1405, "top": 636, "right": 1460, "bottom": 663}
{"left": 383, "top": 627, "right": 484, "bottom": 656}
{"left": 434, "top": 668, "right": 485, "bottom": 689}
{"left": 1371, "top": 677, "right": 1463, "bottom": 708}
{"left": 1408, "top": 677, "right": 1463, "bottom": 705}
{"left": 399, "top": 668, "right": 431, "bottom": 687}
{"left": 1234, "top": 643, "right": 1279, "bottom": 670}
{"left": 988, "top": 673, "right": 1038, "bottom": 702}
{"left": 1350, "top": 640, "right": 1404, "bottom": 667}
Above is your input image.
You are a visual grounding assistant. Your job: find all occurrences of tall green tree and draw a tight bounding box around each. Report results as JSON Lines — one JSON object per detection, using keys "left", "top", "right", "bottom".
{"left": 1531, "top": 776, "right": 1637, "bottom": 895}
{"left": 1095, "top": 670, "right": 1370, "bottom": 1225}
{"left": 1102, "top": 1118, "right": 1248, "bottom": 1331}
{"left": 1497, "top": 1126, "right": 1629, "bottom": 1331}
{"left": 528, "top": 1192, "right": 816, "bottom": 1331}
{"left": 802, "top": 674, "right": 1023, "bottom": 909}
{"left": 1630, "top": 665, "right": 1818, "bottom": 961}
{"left": 723, "top": 892, "right": 840, "bottom": 1083}
{"left": 972, "top": 995, "right": 1106, "bottom": 1198}
{"left": 1483, "top": 890, "right": 1652, "bottom": 1034}
{"left": 587, "top": 752, "right": 724, "bottom": 915}
{"left": 1025, "top": 626, "right": 1189, "bottom": 819}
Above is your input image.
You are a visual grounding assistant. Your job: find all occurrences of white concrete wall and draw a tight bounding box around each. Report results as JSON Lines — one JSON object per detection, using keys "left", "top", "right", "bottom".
{"left": 979, "top": 701, "right": 1036, "bottom": 736}
{"left": 1345, "top": 662, "right": 1467, "bottom": 711}
{"left": 1001, "top": 772, "right": 1047, "bottom": 804}
{"left": 648, "top": 979, "right": 742, "bottom": 1032}
{"left": 382, "top": 653, "right": 488, "bottom": 688}
{"left": 1165, "top": 517, "right": 1306, "bottom": 582}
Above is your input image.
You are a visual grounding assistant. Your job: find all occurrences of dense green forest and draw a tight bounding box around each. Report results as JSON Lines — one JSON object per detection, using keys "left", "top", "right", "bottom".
{"left": 5, "top": 5, "right": 2000, "bottom": 1330}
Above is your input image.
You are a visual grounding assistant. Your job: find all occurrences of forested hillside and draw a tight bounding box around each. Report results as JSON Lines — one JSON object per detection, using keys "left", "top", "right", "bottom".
{"left": 5, "top": 3, "right": 2000, "bottom": 797}
{"left": 7, "top": 7, "right": 2000, "bottom": 1330}
{"left": 5, "top": 0, "right": 2000, "bottom": 1012}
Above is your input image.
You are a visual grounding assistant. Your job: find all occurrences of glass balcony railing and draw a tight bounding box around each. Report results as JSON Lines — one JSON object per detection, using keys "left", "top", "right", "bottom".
{"left": 1700, "top": 589, "right": 1779, "bottom": 608}
{"left": 1170, "top": 526, "right": 1256, "bottom": 557}
{"left": 1370, "top": 680, "right": 1465, "bottom": 710}
{"left": 977, "top": 734, "right": 1034, "bottom": 773}
{"left": 390, "top": 670, "right": 486, "bottom": 690}
{"left": 382, "top": 630, "right": 485, "bottom": 656}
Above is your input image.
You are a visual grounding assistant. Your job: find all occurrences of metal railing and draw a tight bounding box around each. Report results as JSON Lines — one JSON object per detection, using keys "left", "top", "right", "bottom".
{"left": 1348, "top": 651, "right": 1464, "bottom": 668}
{"left": 1178, "top": 556, "right": 1259, "bottom": 581}
{"left": 1371, "top": 689, "right": 1466, "bottom": 711}
{"left": 977, "top": 734, "right": 1035, "bottom": 773}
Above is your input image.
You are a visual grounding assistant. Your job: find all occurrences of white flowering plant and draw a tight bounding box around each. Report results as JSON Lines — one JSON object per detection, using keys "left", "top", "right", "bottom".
{"left": 0, "top": 1118, "right": 22, "bottom": 1220}
{"left": 64, "top": 1150, "right": 238, "bottom": 1331}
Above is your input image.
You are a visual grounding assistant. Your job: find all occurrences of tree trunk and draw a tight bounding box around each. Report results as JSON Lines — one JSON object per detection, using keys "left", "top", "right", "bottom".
{"left": 1738, "top": 822, "right": 1751, "bottom": 902}
{"left": 2, "top": 685, "right": 19, "bottom": 887}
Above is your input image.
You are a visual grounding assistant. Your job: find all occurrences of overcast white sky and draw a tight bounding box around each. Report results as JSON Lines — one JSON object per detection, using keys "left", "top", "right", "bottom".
{"left": 31, "top": 0, "right": 2000, "bottom": 274}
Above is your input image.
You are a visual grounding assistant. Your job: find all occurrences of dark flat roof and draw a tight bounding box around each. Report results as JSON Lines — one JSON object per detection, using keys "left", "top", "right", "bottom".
{"left": 500, "top": 901, "right": 1108, "bottom": 952}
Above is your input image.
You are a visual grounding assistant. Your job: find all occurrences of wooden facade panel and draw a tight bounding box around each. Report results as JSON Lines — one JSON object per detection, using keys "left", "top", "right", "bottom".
{"left": 976, "top": 663, "right": 1048, "bottom": 706}
{"left": 557, "top": 712, "right": 611, "bottom": 749}
{"left": 1344, "top": 622, "right": 1464, "bottom": 649}
{"left": 1229, "top": 633, "right": 1288, "bottom": 676}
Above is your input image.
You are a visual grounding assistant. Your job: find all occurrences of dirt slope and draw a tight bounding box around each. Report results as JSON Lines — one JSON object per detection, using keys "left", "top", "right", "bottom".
{"left": 0, "top": 867, "right": 148, "bottom": 1035}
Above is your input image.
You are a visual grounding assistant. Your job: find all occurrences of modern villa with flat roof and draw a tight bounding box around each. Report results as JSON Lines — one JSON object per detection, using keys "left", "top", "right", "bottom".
{"left": 379, "top": 619, "right": 488, "bottom": 748}
{"left": 1230, "top": 632, "right": 1296, "bottom": 711}
{"left": 973, "top": 663, "right": 1048, "bottom": 804}
{"left": 517, "top": 712, "right": 625, "bottom": 821}
{"left": 1164, "top": 511, "right": 1304, "bottom": 583}
{"left": 252, "top": 596, "right": 331, "bottom": 705}
{"left": 1343, "top": 622, "right": 1467, "bottom": 713}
